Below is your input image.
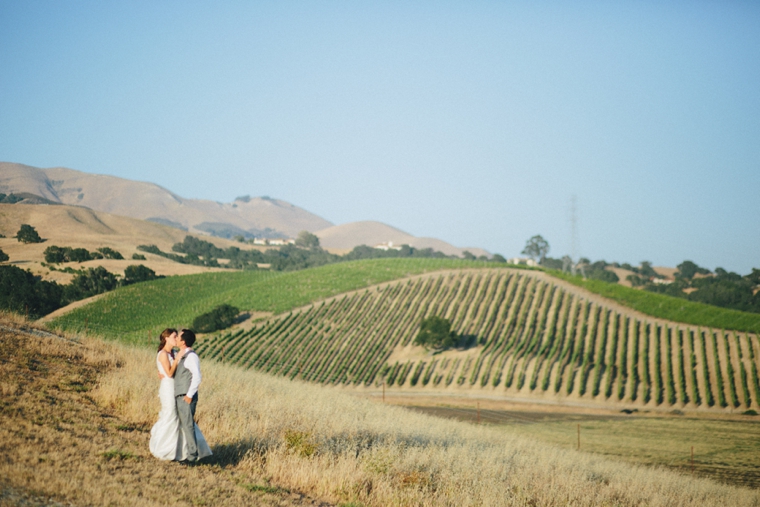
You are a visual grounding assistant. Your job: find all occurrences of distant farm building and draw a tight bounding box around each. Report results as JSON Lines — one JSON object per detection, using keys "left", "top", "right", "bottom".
{"left": 253, "top": 238, "right": 295, "bottom": 246}
{"left": 374, "top": 241, "right": 404, "bottom": 251}
{"left": 507, "top": 257, "right": 538, "bottom": 267}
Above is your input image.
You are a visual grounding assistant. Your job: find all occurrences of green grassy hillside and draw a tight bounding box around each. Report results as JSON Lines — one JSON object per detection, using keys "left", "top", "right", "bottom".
{"left": 551, "top": 271, "right": 760, "bottom": 334}
{"left": 51, "top": 259, "right": 760, "bottom": 411}
{"left": 197, "top": 268, "right": 760, "bottom": 412}
{"left": 50, "top": 258, "right": 488, "bottom": 344}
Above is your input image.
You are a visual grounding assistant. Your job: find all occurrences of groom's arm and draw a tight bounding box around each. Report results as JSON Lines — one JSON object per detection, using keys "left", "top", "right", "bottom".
{"left": 183, "top": 352, "right": 202, "bottom": 403}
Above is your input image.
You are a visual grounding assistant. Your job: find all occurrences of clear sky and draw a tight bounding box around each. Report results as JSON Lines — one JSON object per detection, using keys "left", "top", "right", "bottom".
{"left": 1, "top": 1, "right": 758, "bottom": 274}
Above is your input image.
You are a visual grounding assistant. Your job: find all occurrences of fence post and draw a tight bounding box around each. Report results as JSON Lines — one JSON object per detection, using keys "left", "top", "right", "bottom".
{"left": 577, "top": 424, "right": 580, "bottom": 450}
{"left": 382, "top": 381, "right": 385, "bottom": 403}
{"left": 691, "top": 446, "right": 694, "bottom": 473}
{"left": 477, "top": 402, "right": 481, "bottom": 424}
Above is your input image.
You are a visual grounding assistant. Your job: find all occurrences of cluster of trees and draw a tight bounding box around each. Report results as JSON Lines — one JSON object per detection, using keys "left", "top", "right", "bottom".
{"left": 141, "top": 232, "right": 505, "bottom": 273}
{"left": 540, "top": 256, "right": 620, "bottom": 283}
{"left": 0, "top": 193, "right": 25, "bottom": 204}
{"left": 0, "top": 263, "right": 161, "bottom": 319}
{"left": 44, "top": 245, "right": 124, "bottom": 263}
{"left": 192, "top": 304, "right": 240, "bottom": 333}
{"left": 524, "top": 235, "right": 760, "bottom": 314}
{"left": 642, "top": 261, "right": 760, "bottom": 314}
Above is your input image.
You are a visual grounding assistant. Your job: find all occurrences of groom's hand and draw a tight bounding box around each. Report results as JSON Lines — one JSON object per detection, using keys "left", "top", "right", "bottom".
{"left": 183, "top": 396, "right": 192, "bottom": 404}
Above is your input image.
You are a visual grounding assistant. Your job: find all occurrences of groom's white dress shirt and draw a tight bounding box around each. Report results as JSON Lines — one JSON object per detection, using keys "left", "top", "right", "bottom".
{"left": 183, "top": 349, "right": 202, "bottom": 399}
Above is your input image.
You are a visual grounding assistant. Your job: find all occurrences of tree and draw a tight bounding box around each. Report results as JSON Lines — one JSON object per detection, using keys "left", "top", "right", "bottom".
{"left": 639, "top": 261, "right": 658, "bottom": 278}
{"left": 97, "top": 247, "right": 124, "bottom": 260}
{"left": 44, "top": 246, "right": 67, "bottom": 263}
{"left": 295, "top": 231, "right": 320, "bottom": 249}
{"left": 0, "top": 265, "right": 63, "bottom": 318}
{"left": 15, "top": 224, "right": 43, "bottom": 244}
{"left": 64, "top": 266, "right": 119, "bottom": 302}
{"left": 676, "top": 260, "right": 710, "bottom": 280}
{"left": 462, "top": 251, "right": 476, "bottom": 260}
{"left": 414, "top": 316, "right": 458, "bottom": 351}
{"left": 0, "top": 248, "right": 8, "bottom": 262}
{"left": 521, "top": 235, "right": 549, "bottom": 263}
{"left": 123, "top": 264, "right": 159, "bottom": 285}
{"left": 491, "top": 253, "right": 507, "bottom": 263}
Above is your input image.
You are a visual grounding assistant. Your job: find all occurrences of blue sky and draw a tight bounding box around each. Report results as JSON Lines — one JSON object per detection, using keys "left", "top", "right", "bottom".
{"left": 1, "top": 1, "right": 758, "bottom": 273}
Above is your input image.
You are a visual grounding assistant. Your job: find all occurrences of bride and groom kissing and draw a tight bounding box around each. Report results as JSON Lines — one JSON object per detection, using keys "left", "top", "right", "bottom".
{"left": 149, "top": 328, "right": 212, "bottom": 463}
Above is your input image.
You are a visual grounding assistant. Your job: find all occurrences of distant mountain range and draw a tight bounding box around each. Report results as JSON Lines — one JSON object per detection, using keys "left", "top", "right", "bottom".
{"left": 316, "top": 221, "right": 490, "bottom": 257}
{"left": 0, "top": 162, "right": 490, "bottom": 258}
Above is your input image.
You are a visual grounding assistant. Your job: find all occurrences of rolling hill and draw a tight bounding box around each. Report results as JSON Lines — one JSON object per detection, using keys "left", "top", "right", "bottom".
{"left": 49, "top": 259, "right": 760, "bottom": 413}
{"left": 0, "top": 202, "right": 253, "bottom": 283}
{"left": 315, "top": 220, "right": 491, "bottom": 258}
{"left": 2, "top": 162, "right": 495, "bottom": 256}
{"left": 0, "top": 162, "right": 332, "bottom": 238}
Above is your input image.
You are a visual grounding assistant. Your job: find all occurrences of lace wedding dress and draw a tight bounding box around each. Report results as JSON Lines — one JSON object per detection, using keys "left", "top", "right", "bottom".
{"left": 149, "top": 351, "right": 212, "bottom": 461}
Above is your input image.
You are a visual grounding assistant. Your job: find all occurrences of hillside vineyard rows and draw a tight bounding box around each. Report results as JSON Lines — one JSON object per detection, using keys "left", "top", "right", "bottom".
{"left": 197, "top": 269, "right": 760, "bottom": 411}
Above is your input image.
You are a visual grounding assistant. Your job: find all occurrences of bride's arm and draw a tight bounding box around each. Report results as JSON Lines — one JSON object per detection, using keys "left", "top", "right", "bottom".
{"left": 158, "top": 351, "right": 173, "bottom": 379}
{"left": 164, "top": 348, "right": 186, "bottom": 377}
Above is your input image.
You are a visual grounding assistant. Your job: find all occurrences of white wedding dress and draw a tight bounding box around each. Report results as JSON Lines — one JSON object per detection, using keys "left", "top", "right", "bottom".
{"left": 149, "top": 351, "right": 212, "bottom": 461}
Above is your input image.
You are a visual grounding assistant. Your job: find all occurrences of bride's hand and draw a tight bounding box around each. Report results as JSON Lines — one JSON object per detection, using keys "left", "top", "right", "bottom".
{"left": 175, "top": 348, "right": 186, "bottom": 360}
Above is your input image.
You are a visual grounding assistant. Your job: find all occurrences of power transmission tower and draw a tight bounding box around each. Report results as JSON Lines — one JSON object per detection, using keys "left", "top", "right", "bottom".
{"left": 570, "top": 194, "right": 578, "bottom": 263}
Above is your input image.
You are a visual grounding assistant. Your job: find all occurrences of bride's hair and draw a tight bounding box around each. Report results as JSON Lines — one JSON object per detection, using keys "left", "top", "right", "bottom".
{"left": 158, "top": 328, "right": 178, "bottom": 352}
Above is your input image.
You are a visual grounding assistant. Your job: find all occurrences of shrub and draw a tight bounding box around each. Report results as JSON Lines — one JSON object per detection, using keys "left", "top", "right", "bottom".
{"left": 0, "top": 248, "right": 8, "bottom": 262}
{"left": 97, "top": 247, "right": 124, "bottom": 260}
{"left": 123, "top": 264, "right": 159, "bottom": 285}
{"left": 67, "top": 248, "right": 92, "bottom": 263}
{"left": 132, "top": 253, "right": 146, "bottom": 260}
{"left": 414, "top": 316, "right": 458, "bottom": 351}
{"left": 15, "top": 224, "right": 43, "bottom": 243}
{"left": 192, "top": 304, "right": 240, "bottom": 333}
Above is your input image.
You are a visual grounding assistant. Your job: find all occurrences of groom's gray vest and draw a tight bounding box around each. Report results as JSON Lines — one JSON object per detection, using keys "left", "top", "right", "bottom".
{"left": 174, "top": 352, "right": 196, "bottom": 397}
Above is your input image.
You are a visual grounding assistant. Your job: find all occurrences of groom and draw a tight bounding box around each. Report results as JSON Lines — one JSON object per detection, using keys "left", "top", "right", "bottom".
{"left": 175, "top": 329, "right": 201, "bottom": 462}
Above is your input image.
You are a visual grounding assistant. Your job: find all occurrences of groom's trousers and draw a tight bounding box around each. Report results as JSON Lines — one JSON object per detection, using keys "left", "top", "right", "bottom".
{"left": 176, "top": 393, "right": 198, "bottom": 461}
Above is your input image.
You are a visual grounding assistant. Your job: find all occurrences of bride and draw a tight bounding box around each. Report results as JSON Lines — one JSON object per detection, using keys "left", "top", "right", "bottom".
{"left": 149, "top": 328, "right": 212, "bottom": 461}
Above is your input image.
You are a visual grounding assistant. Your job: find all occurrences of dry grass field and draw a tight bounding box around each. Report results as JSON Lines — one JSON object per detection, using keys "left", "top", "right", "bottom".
{"left": 0, "top": 203, "right": 257, "bottom": 283}
{"left": 383, "top": 397, "right": 760, "bottom": 489}
{"left": 0, "top": 314, "right": 329, "bottom": 507}
{"left": 2, "top": 314, "right": 759, "bottom": 506}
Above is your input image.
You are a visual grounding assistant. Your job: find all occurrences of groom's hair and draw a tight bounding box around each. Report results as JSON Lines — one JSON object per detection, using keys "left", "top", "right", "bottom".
{"left": 180, "top": 329, "right": 196, "bottom": 347}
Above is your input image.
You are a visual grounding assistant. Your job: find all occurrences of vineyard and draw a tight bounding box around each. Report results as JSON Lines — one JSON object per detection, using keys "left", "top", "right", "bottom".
{"left": 197, "top": 268, "right": 760, "bottom": 411}
{"left": 50, "top": 258, "right": 488, "bottom": 344}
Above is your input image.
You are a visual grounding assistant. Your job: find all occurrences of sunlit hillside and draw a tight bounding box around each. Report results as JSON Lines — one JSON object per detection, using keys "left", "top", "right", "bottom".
{"left": 196, "top": 268, "right": 760, "bottom": 413}
{"left": 3, "top": 314, "right": 756, "bottom": 506}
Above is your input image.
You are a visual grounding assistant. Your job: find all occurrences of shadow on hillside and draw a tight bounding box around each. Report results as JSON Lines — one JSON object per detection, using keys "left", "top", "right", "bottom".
{"left": 204, "top": 439, "right": 266, "bottom": 467}
{"left": 234, "top": 312, "right": 251, "bottom": 325}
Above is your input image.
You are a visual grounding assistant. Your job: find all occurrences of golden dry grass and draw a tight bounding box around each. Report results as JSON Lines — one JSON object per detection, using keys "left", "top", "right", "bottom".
{"left": 0, "top": 313, "right": 329, "bottom": 507}
{"left": 3, "top": 312, "right": 760, "bottom": 506}
{"left": 97, "top": 335, "right": 760, "bottom": 506}
{"left": 0, "top": 203, "right": 248, "bottom": 283}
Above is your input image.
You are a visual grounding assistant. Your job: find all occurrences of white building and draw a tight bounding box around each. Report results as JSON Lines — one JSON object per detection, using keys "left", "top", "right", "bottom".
{"left": 507, "top": 257, "right": 538, "bottom": 267}
{"left": 253, "top": 238, "right": 295, "bottom": 246}
{"left": 374, "top": 241, "right": 404, "bottom": 251}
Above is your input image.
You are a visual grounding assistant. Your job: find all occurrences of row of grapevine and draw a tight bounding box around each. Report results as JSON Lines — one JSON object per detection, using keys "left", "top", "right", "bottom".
{"left": 196, "top": 268, "right": 760, "bottom": 411}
